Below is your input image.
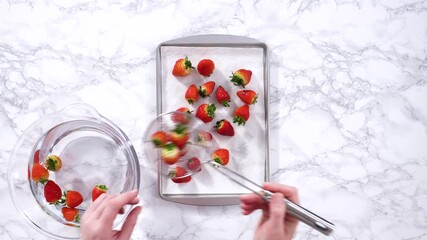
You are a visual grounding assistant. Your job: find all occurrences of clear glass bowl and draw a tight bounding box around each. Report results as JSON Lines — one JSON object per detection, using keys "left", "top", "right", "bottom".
{"left": 8, "top": 104, "right": 140, "bottom": 239}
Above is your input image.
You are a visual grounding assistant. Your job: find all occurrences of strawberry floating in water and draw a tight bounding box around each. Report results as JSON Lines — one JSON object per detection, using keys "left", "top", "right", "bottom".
{"left": 44, "top": 155, "right": 62, "bottom": 172}
{"left": 61, "top": 207, "right": 80, "bottom": 223}
{"left": 92, "top": 185, "right": 108, "bottom": 201}
{"left": 33, "top": 149, "right": 40, "bottom": 164}
{"left": 31, "top": 163, "right": 49, "bottom": 184}
{"left": 44, "top": 180, "right": 63, "bottom": 204}
{"left": 66, "top": 190, "right": 83, "bottom": 208}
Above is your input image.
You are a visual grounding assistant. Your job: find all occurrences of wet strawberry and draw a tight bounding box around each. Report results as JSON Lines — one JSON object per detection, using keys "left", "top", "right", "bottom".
{"left": 171, "top": 107, "right": 192, "bottom": 125}
{"left": 33, "top": 149, "right": 40, "bottom": 164}
{"left": 170, "top": 124, "right": 189, "bottom": 149}
{"left": 44, "top": 155, "right": 62, "bottom": 172}
{"left": 151, "top": 131, "right": 169, "bottom": 148}
{"left": 44, "top": 180, "right": 63, "bottom": 204}
{"left": 187, "top": 157, "right": 202, "bottom": 172}
{"left": 168, "top": 166, "right": 192, "bottom": 183}
{"left": 172, "top": 56, "right": 194, "bottom": 77}
{"left": 236, "top": 90, "right": 258, "bottom": 105}
{"left": 233, "top": 105, "right": 250, "bottom": 126}
{"left": 197, "top": 59, "right": 215, "bottom": 77}
{"left": 197, "top": 131, "right": 213, "bottom": 145}
{"left": 215, "top": 86, "right": 231, "bottom": 107}
{"left": 199, "top": 81, "right": 215, "bottom": 98}
{"left": 179, "top": 144, "right": 189, "bottom": 157}
{"left": 61, "top": 207, "right": 80, "bottom": 222}
{"left": 214, "top": 119, "right": 235, "bottom": 136}
{"left": 230, "top": 69, "right": 252, "bottom": 88}
{"left": 92, "top": 185, "right": 108, "bottom": 201}
{"left": 185, "top": 84, "right": 199, "bottom": 104}
{"left": 196, "top": 103, "right": 216, "bottom": 123}
{"left": 212, "top": 148, "right": 229, "bottom": 166}
{"left": 66, "top": 190, "right": 83, "bottom": 208}
{"left": 161, "top": 143, "right": 180, "bottom": 165}
{"left": 31, "top": 163, "right": 49, "bottom": 184}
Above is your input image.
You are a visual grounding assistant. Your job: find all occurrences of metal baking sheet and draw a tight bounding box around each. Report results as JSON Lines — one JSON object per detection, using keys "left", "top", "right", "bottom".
{"left": 156, "top": 34, "right": 270, "bottom": 205}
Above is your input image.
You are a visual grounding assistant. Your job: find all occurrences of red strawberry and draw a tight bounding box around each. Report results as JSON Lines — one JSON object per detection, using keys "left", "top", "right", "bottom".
{"left": 170, "top": 124, "right": 189, "bottom": 149}
{"left": 151, "top": 131, "right": 169, "bottom": 148}
{"left": 215, "top": 86, "right": 231, "bottom": 107}
{"left": 33, "top": 149, "right": 40, "bottom": 164}
{"left": 168, "top": 166, "right": 192, "bottom": 183}
{"left": 214, "top": 119, "right": 235, "bottom": 136}
{"left": 197, "top": 131, "right": 213, "bottom": 144}
{"left": 92, "top": 185, "right": 108, "bottom": 201}
{"left": 236, "top": 90, "right": 258, "bottom": 104}
{"left": 179, "top": 144, "right": 189, "bottom": 157}
{"left": 66, "top": 190, "right": 83, "bottom": 208}
{"left": 212, "top": 148, "right": 230, "bottom": 166}
{"left": 44, "top": 155, "right": 62, "bottom": 172}
{"left": 44, "top": 180, "right": 63, "bottom": 203}
{"left": 171, "top": 107, "right": 192, "bottom": 124}
{"left": 61, "top": 207, "right": 80, "bottom": 222}
{"left": 172, "top": 56, "right": 194, "bottom": 77}
{"left": 187, "top": 157, "right": 202, "bottom": 172}
{"left": 175, "top": 107, "right": 192, "bottom": 114}
{"left": 233, "top": 105, "right": 250, "bottom": 126}
{"left": 161, "top": 143, "right": 181, "bottom": 165}
{"left": 230, "top": 69, "right": 252, "bottom": 88}
{"left": 196, "top": 103, "right": 216, "bottom": 123}
{"left": 197, "top": 59, "right": 215, "bottom": 77}
{"left": 185, "top": 84, "right": 199, "bottom": 104}
{"left": 199, "top": 81, "right": 215, "bottom": 98}
{"left": 31, "top": 163, "right": 49, "bottom": 184}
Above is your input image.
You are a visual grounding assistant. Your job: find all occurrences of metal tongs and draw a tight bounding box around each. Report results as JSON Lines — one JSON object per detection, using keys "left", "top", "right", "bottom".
{"left": 209, "top": 161, "right": 335, "bottom": 236}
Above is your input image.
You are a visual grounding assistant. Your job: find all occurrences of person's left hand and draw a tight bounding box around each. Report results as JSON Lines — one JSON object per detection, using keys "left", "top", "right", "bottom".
{"left": 81, "top": 190, "right": 142, "bottom": 240}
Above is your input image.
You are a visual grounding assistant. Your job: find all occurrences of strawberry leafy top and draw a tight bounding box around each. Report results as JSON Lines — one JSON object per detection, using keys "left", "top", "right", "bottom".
{"left": 184, "top": 56, "right": 194, "bottom": 69}
{"left": 207, "top": 104, "right": 216, "bottom": 117}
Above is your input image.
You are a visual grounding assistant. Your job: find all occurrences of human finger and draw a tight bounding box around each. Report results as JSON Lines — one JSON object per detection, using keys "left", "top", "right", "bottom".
{"left": 117, "top": 206, "right": 142, "bottom": 240}
{"left": 268, "top": 193, "right": 285, "bottom": 228}
{"left": 95, "top": 194, "right": 119, "bottom": 220}
{"left": 85, "top": 193, "right": 108, "bottom": 215}
{"left": 101, "top": 190, "right": 139, "bottom": 223}
{"left": 241, "top": 203, "right": 257, "bottom": 215}
{"left": 263, "top": 183, "right": 299, "bottom": 204}
{"left": 119, "top": 195, "right": 140, "bottom": 214}
{"left": 240, "top": 193, "right": 264, "bottom": 205}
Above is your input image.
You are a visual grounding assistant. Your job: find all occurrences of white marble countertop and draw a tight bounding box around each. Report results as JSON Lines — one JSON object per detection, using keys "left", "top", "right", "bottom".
{"left": 1, "top": 0, "right": 427, "bottom": 239}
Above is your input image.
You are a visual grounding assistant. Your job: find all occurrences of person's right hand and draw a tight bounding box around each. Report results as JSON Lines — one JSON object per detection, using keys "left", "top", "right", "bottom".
{"left": 81, "top": 190, "right": 142, "bottom": 240}
{"left": 240, "top": 183, "right": 299, "bottom": 240}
